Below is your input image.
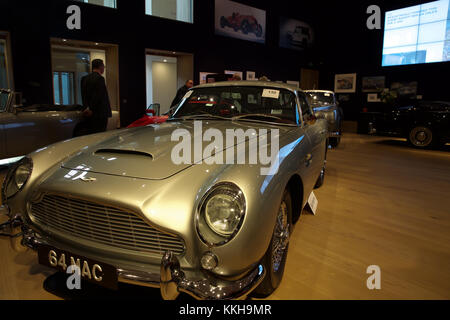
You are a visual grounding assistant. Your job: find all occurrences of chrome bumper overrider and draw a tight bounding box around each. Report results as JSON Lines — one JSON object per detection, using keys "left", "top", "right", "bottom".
{"left": 19, "top": 223, "right": 265, "bottom": 300}
{"left": 160, "top": 251, "right": 265, "bottom": 300}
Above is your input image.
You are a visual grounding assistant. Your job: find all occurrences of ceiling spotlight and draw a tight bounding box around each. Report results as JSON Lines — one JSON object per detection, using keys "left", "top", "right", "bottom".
{"left": 172, "top": 51, "right": 176, "bottom": 54}
{"left": 95, "top": 42, "right": 99, "bottom": 46}
{"left": 62, "top": 39, "right": 67, "bottom": 42}
{"left": 163, "top": 59, "right": 167, "bottom": 62}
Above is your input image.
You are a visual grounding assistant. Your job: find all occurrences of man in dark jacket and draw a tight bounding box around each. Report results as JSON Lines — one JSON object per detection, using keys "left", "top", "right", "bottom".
{"left": 170, "top": 79, "right": 193, "bottom": 107}
{"left": 80, "top": 59, "right": 112, "bottom": 134}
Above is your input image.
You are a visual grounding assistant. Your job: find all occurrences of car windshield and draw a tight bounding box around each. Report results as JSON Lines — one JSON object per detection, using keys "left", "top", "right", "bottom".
{"left": 0, "top": 91, "right": 9, "bottom": 112}
{"left": 171, "top": 86, "right": 298, "bottom": 124}
{"left": 306, "top": 92, "right": 334, "bottom": 107}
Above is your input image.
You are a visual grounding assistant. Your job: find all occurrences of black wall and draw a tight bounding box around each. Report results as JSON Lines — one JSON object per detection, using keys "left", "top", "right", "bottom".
{"left": 1, "top": 0, "right": 449, "bottom": 124}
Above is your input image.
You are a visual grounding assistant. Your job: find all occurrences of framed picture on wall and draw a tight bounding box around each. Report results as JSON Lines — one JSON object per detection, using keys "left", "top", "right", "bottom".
{"left": 279, "top": 16, "right": 314, "bottom": 51}
{"left": 200, "top": 72, "right": 216, "bottom": 84}
{"left": 215, "top": 0, "right": 266, "bottom": 44}
{"left": 246, "top": 71, "right": 256, "bottom": 80}
{"left": 362, "top": 76, "right": 385, "bottom": 92}
{"left": 391, "top": 81, "right": 418, "bottom": 97}
{"left": 367, "top": 93, "right": 380, "bottom": 102}
{"left": 334, "top": 73, "right": 357, "bottom": 93}
{"left": 225, "top": 70, "right": 243, "bottom": 80}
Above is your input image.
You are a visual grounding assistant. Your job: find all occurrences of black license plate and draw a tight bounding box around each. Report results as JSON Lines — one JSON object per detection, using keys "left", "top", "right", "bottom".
{"left": 38, "top": 245, "right": 118, "bottom": 290}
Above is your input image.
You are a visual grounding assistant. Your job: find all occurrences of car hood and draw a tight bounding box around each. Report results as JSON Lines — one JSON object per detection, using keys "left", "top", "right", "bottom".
{"left": 62, "top": 120, "right": 293, "bottom": 180}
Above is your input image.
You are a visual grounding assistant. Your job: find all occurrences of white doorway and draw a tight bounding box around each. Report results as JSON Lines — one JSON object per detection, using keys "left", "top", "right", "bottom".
{"left": 146, "top": 55, "right": 177, "bottom": 114}
{"left": 145, "top": 50, "right": 193, "bottom": 115}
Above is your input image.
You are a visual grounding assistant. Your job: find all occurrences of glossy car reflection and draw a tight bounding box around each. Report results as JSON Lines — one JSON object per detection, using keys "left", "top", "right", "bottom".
{"left": 2, "top": 81, "right": 328, "bottom": 300}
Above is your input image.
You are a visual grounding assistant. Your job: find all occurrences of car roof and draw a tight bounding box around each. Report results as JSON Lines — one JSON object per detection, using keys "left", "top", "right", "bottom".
{"left": 194, "top": 80, "right": 302, "bottom": 93}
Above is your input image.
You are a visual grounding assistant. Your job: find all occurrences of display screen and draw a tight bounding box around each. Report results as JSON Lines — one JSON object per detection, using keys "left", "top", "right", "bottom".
{"left": 382, "top": 0, "right": 450, "bottom": 66}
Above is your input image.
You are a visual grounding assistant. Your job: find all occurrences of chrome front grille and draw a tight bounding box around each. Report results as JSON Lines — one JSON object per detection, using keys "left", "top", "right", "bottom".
{"left": 29, "top": 194, "right": 185, "bottom": 256}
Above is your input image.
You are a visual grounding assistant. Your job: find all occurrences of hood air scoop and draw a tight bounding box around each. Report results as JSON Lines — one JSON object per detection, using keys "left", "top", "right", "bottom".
{"left": 94, "top": 149, "right": 154, "bottom": 160}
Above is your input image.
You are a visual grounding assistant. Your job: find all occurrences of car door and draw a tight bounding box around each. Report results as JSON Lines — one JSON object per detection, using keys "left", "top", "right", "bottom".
{"left": 297, "top": 92, "right": 326, "bottom": 185}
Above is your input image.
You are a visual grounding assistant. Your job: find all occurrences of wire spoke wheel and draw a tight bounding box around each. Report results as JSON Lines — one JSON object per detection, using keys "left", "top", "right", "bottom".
{"left": 252, "top": 189, "right": 292, "bottom": 297}
{"left": 272, "top": 201, "right": 290, "bottom": 272}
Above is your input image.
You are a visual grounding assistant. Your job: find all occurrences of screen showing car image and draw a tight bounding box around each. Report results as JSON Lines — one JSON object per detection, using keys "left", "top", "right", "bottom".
{"left": 382, "top": 0, "right": 450, "bottom": 66}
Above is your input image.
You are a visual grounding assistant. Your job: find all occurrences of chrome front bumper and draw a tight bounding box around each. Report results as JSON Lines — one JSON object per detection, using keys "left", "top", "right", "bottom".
{"left": 19, "top": 224, "right": 265, "bottom": 300}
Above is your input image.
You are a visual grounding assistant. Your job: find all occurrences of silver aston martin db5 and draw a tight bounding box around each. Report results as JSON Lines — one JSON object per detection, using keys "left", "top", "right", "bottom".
{"left": 1, "top": 81, "right": 328, "bottom": 299}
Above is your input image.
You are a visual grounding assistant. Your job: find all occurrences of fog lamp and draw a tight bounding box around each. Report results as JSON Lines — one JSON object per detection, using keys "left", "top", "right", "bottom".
{"left": 201, "top": 252, "right": 218, "bottom": 270}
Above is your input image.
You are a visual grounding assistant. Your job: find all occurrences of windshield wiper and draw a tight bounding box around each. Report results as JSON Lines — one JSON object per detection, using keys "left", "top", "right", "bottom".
{"left": 231, "top": 113, "right": 297, "bottom": 126}
{"left": 176, "top": 113, "right": 230, "bottom": 121}
{"left": 232, "top": 114, "right": 283, "bottom": 122}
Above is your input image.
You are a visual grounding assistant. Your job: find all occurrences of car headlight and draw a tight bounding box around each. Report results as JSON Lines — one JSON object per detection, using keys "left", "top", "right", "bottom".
{"left": 196, "top": 183, "right": 246, "bottom": 246}
{"left": 2, "top": 157, "right": 33, "bottom": 201}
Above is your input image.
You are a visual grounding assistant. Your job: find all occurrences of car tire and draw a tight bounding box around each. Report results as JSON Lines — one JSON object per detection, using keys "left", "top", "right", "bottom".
{"left": 314, "top": 145, "right": 327, "bottom": 189}
{"left": 241, "top": 20, "right": 249, "bottom": 34}
{"left": 256, "top": 24, "right": 262, "bottom": 37}
{"left": 408, "top": 125, "right": 434, "bottom": 148}
{"left": 252, "top": 189, "right": 292, "bottom": 298}
{"left": 220, "top": 16, "right": 227, "bottom": 28}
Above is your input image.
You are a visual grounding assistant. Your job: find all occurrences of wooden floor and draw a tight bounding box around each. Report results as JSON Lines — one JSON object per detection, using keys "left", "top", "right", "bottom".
{"left": 1, "top": 132, "right": 449, "bottom": 299}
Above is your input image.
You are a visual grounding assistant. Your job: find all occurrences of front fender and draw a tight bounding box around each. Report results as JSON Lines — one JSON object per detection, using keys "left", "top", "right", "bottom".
{"left": 5, "top": 129, "right": 126, "bottom": 215}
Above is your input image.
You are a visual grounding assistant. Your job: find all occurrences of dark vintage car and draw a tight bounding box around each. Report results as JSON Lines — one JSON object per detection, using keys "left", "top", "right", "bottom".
{"left": 359, "top": 100, "right": 450, "bottom": 148}
{"left": 220, "top": 13, "right": 263, "bottom": 37}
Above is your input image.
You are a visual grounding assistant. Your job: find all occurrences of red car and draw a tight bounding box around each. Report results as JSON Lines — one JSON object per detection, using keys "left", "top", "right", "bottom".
{"left": 220, "top": 13, "right": 263, "bottom": 37}
{"left": 127, "top": 108, "right": 168, "bottom": 128}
